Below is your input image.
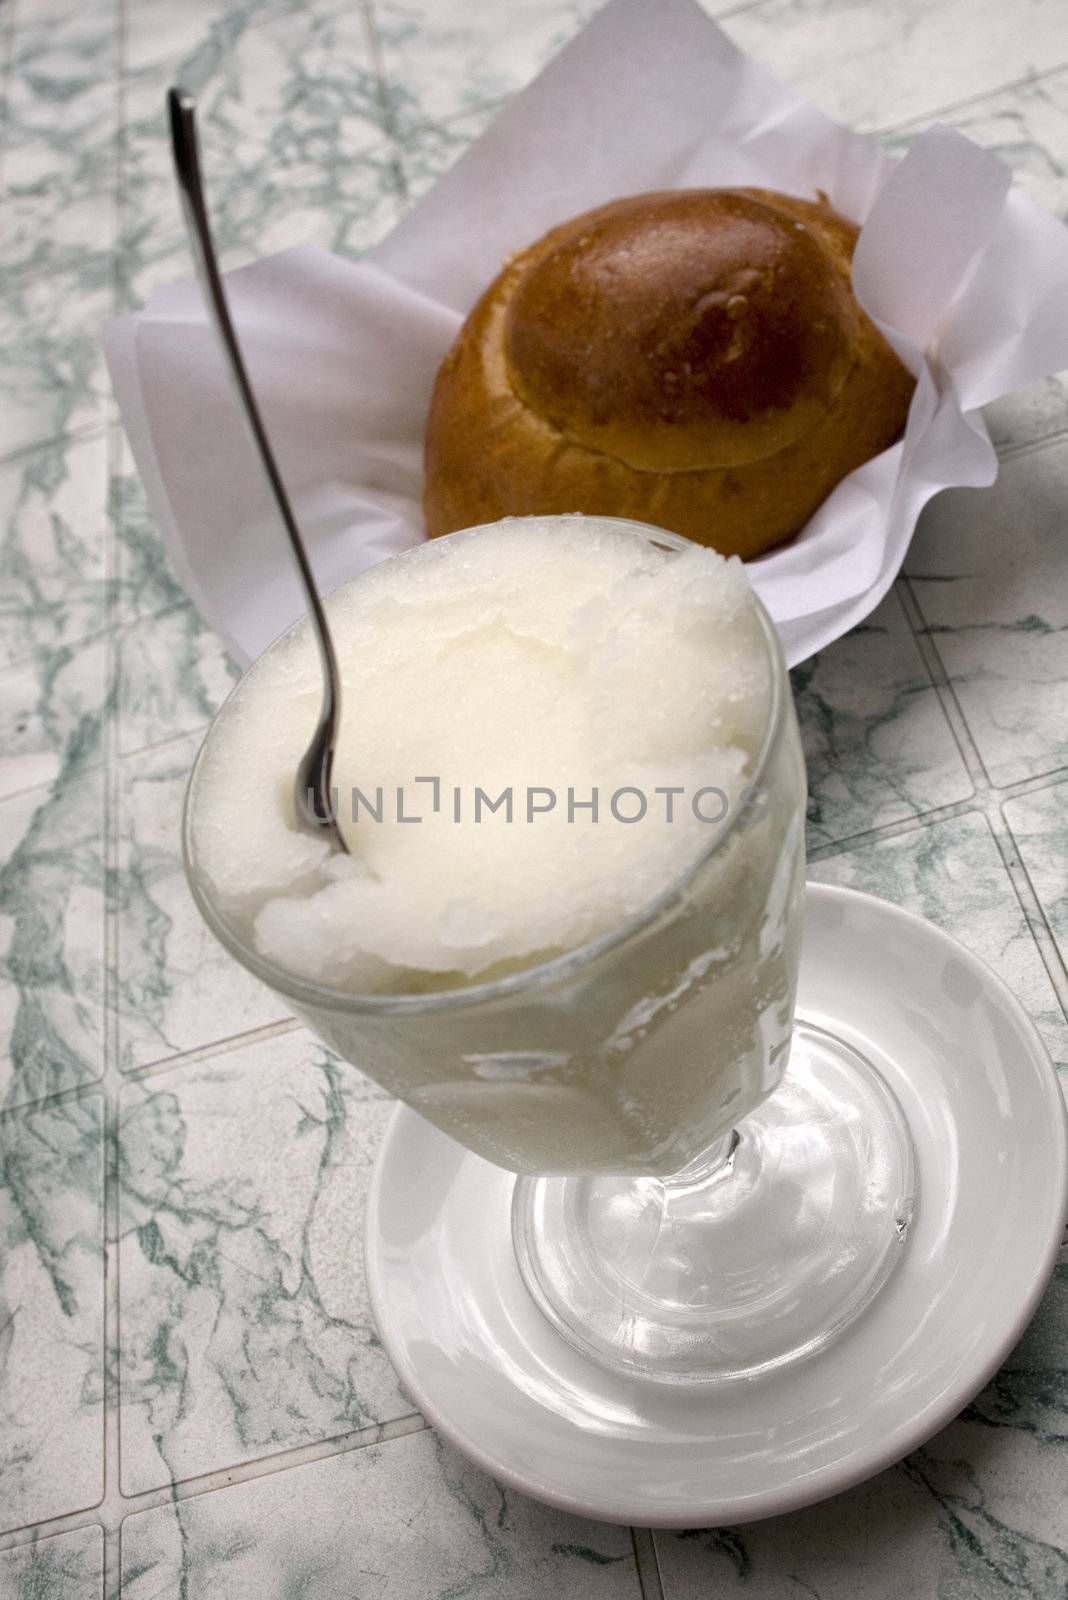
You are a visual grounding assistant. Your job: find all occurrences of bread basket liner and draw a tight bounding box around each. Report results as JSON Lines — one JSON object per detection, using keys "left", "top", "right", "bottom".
{"left": 104, "top": 0, "right": 1068, "bottom": 669}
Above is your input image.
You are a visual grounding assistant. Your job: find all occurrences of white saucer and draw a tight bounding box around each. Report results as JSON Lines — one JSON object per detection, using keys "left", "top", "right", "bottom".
{"left": 364, "top": 883, "right": 1067, "bottom": 1527}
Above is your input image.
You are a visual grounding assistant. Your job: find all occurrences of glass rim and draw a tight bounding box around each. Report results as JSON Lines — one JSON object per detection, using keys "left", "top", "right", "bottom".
{"left": 182, "top": 519, "right": 788, "bottom": 1017}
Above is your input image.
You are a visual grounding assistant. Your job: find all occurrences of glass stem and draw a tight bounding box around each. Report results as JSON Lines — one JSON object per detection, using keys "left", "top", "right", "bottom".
{"left": 659, "top": 1128, "right": 740, "bottom": 1194}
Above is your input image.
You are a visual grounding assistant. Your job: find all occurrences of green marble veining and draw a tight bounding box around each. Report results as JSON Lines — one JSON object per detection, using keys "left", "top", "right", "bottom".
{"left": 117, "top": 601, "right": 239, "bottom": 756}
{"left": 0, "top": 635, "right": 108, "bottom": 798}
{"left": 0, "top": 1094, "right": 103, "bottom": 1534}
{"left": 792, "top": 587, "right": 973, "bottom": 850}
{"left": 723, "top": 0, "right": 1068, "bottom": 134}
{"left": 0, "top": 0, "right": 1066, "bottom": 1593}
{"left": 112, "top": 435, "right": 195, "bottom": 626}
{"left": 883, "top": 70, "right": 1068, "bottom": 457}
{"left": 118, "top": 1038, "right": 408, "bottom": 1491}
{"left": 1, "top": 1, "right": 119, "bottom": 283}
{"left": 0, "top": 258, "right": 112, "bottom": 460}
{"left": 0, "top": 763, "right": 106, "bottom": 1109}
{"left": 389, "top": 98, "right": 505, "bottom": 209}
{"left": 0, "top": 1525, "right": 103, "bottom": 1600}
{"left": 1004, "top": 781, "right": 1068, "bottom": 954}
{"left": 115, "top": 735, "right": 290, "bottom": 1069}
{"left": 907, "top": 437, "right": 1068, "bottom": 788}
{"left": 885, "top": 68, "right": 1068, "bottom": 224}
{"left": 655, "top": 1241, "right": 1068, "bottom": 1598}
{"left": 120, "top": 1429, "right": 639, "bottom": 1598}
{"left": 811, "top": 810, "right": 1068, "bottom": 1072}
{"left": 0, "top": 430, "right": 110, "bottom": 668}
{"left": 373, "top": 0, "right": 605, "bottom": 137}
{"left": 373, "top": 0, "right": 1068, "bottom": 152}
{"left": 117, "top": 0, "right": 399, "bottom": 314}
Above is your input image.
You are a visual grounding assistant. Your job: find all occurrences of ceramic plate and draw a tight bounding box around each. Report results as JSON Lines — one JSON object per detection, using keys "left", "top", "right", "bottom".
{"left": 365, "top": 883, "right": 1067, "bottom": 1527}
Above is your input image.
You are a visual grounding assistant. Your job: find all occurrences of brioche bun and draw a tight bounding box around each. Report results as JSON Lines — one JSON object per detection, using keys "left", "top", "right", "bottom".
{"left": 423, "top": 187, "right": 914, "bottom": 559}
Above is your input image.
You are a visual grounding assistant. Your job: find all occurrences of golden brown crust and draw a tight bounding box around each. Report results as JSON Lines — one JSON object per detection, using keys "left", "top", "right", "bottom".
{"left": 423, "top": 187, "right": 915, "bottom": 560}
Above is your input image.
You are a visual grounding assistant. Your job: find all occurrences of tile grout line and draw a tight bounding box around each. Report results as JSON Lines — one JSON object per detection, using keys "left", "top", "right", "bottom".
{"left": 808, "top": 794, "right": 985, "bottom": 864}
{"left": 0, "top": 756, "right": 107, "bottom": 811}
{"left": 0, "top": 421, "right": 106, "bottom": 473}
{"left": 995, "top": 423, "right": 1068, "bottom": 463}
{"left": 630, "top": 1525, "right": 666, "bottom": 1600}
{"left": 713, "top": 0, "right": 778, "bottom": 21}
{"left": 811, "top": 790, "right": 1068, "bottom": 1025}
{"left": 113, "top": 719, "right": 211, "bottom": 766}
{"left": 892, "top": 580, "right": 1068, "bottom": 1018}
{"left": 0, "top": 1010, "right": 309, "bottom": 1130}
{"left": 878, "top": 56, "right": 1068, "bottom": 136}
{"left": 894, "top": 578, "right": 990, "bottom": 791}
{"left": 996, "top": 764, "right": 1068, "bottom": 804}
{"left": 118, "top": 1014, "right": 304, "bottom": 1082}
{"left": 102, "top": 7, "right": 128, "bottom": 1594}
{"left": 0, "top": 1413, "right": 429, "bottom": 1558}
{"left": 988, "top": 803, "right": 1068, "bottom": 1005}
{"left": 0, "top": 1074, "right": 107, "bottom": 1126}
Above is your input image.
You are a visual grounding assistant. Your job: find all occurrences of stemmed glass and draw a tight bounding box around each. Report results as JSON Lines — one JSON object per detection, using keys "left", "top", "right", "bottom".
{"left": 183, "top": 521, "right": 915, "bottom": 1384}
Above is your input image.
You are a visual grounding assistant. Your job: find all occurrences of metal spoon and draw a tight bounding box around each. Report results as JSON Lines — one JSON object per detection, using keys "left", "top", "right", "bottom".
{"left": 168, "top": 86, "right": 347, "bottom": 850}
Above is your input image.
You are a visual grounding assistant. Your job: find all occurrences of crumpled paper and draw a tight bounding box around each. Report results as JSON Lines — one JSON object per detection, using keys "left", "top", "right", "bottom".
{"left": 104, "top": 0, "right": 1068, "bottom": 668}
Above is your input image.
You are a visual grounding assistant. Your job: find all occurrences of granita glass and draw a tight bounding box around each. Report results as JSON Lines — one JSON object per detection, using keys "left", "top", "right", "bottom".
{"left": 183, "top": 520, "right": 915, "bottom": 1383}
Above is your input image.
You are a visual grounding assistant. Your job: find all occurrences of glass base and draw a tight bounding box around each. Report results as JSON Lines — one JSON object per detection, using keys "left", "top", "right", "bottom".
{"left": 512, "top": 1021, "right": 917, "bottom": 1384}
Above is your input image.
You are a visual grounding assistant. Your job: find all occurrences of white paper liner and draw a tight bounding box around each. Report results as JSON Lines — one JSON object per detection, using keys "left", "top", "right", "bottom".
{"left": 104, "top": 0, "right": 1068, "bottom": 667}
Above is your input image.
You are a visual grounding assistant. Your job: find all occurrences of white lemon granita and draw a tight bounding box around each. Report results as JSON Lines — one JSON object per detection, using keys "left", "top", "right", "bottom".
{"left": 189, "top": 516, "right": 771, "bottom": 993}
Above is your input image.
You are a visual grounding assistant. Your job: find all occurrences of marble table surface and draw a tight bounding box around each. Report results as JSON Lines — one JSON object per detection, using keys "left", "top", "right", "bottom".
{"left": 1, "top": 0, "right": 1067, "bottom": 1593}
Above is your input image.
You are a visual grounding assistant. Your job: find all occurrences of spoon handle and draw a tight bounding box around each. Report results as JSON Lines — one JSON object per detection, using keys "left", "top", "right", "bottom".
{"left": 167, "top": 86, "right": 345, "bottom": 838}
